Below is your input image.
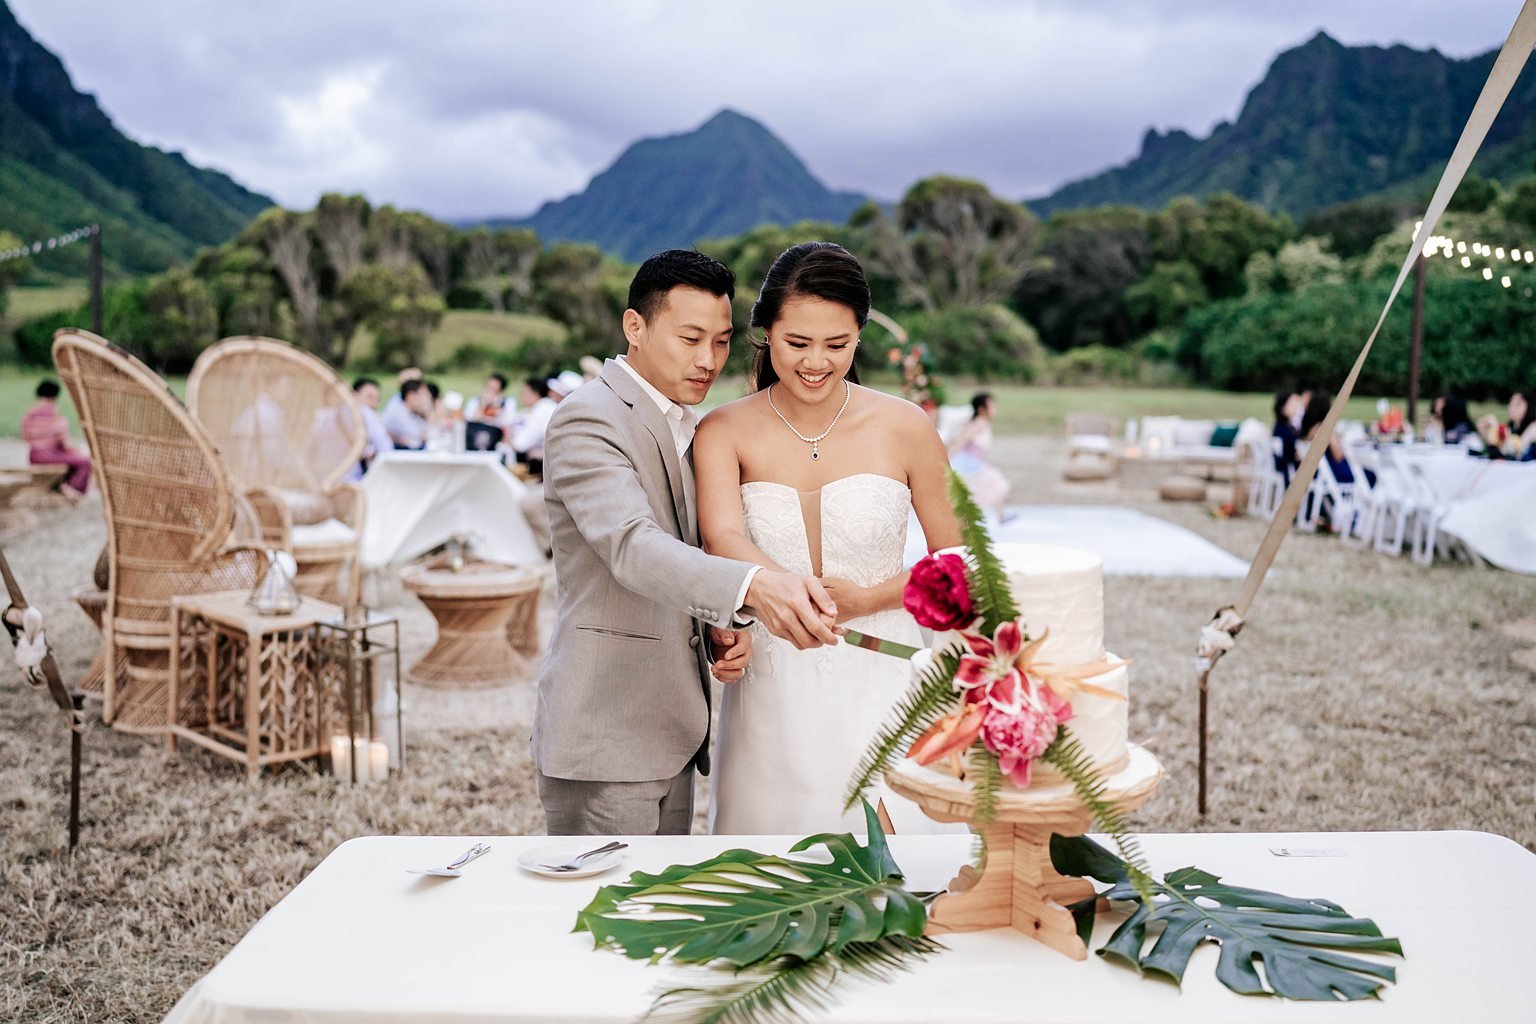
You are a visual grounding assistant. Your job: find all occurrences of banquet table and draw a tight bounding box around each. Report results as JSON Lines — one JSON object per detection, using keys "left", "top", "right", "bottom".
{"left": 1390, "top": 448, "right": 1535, "bottom": 573}
{"left": 360, "top": 451, "right": 545, "bottom": 569}
{"left": 161, "top": 829, "right": 1530, "bottom": 1024}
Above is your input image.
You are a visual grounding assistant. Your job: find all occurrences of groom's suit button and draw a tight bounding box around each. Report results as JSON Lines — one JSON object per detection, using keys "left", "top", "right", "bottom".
{"left": 689, "top": 636, "right": 701, "bottom": 649}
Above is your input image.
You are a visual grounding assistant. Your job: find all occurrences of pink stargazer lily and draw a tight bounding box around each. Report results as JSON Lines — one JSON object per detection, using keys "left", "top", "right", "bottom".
{"left": 954, "top": 620, "right": 1029, "bottom": 713}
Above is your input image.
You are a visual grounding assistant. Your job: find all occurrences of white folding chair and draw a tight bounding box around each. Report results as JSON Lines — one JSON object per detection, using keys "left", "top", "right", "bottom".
{"left": 1406, "top": 461, "right": 1453, "bottom": 566}
{"left": 1370, "top": 449, "right": 1417, "bottom": 556}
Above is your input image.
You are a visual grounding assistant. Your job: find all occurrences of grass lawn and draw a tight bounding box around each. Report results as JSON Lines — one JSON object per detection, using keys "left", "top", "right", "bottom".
{"left": 2, "top": 284, "right": 87, "bottom": 329}
{"left": 350, "top": 310, "right": 566, "bottom": 368}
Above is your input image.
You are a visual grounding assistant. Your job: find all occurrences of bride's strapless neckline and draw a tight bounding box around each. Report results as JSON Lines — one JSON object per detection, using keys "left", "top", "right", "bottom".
{"left": 737, "top": 473, "right": 910, "bottom": 583}
{"left": 739, "top": 472, "right": 909, "bottom": 496}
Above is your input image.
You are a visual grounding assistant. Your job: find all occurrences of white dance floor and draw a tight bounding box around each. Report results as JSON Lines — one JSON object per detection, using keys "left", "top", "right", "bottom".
{"left": 905, "top": 504, "right": 1250, "bottom": 578}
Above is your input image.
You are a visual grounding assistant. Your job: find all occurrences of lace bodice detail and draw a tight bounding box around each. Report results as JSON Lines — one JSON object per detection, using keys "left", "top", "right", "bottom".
{"left": 739, "top": 474, "right": 910, "bottom": 588}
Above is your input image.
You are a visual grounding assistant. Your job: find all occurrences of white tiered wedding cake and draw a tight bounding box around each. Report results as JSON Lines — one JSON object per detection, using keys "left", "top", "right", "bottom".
{"left": 919, "top": 542, "right": 1130, "bottom": 786}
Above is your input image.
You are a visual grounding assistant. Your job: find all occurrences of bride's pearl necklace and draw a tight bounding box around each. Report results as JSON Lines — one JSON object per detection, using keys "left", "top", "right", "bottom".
{"left": 767, "top": 380, "right": 851, "bottom": 461}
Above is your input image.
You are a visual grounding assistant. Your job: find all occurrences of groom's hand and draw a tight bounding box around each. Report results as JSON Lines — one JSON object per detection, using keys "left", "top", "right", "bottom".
{"left": 709, "top": 626, "right": 751, "bottom": 683}
{"left": 744, "top": 571, "right": 840, "bottom": 650}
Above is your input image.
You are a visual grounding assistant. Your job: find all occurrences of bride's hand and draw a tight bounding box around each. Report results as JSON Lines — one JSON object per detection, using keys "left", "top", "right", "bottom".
{"left": 819, "top": 578, "right": 870, "bottom": 623}
{"left": 709, "top": 626, "right": 752, "bottom": 683}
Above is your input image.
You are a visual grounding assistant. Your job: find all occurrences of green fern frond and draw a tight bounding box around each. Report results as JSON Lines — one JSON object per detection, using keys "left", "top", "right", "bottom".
{"left": 645, "top": 936, "right": 942, "bottom": 1024}
{"left": 1042, "top": 727, "right": 1155, "bottom": 903}
{"left": 967, "top": 745, "right": 1002, "bottom": 827}
{"left": 844, "top": 647, "right": 962, "bottom": 811}
{"left": 947, "top": 470, "right": 1018, "bottom": 632}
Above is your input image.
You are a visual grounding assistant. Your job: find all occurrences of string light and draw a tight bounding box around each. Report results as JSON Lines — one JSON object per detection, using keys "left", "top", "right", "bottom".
{"left": 1501, "top": 275, "right": 1512, "bottom": 287}
{"left": 0, "top": 225, "right": 94, "bottom": 264}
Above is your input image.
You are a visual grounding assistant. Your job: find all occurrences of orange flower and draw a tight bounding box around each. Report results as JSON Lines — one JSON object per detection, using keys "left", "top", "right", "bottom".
{"left": 908, "top": 703, "right": 986, "bottom": 770}
{"left": 1013, "top": 628, "right": 1126, "bottom": 705}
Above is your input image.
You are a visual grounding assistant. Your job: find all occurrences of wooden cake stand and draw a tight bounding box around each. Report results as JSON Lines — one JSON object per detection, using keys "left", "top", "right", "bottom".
{"left": 885, "top": 743, "right": 1162, "bottom": 960}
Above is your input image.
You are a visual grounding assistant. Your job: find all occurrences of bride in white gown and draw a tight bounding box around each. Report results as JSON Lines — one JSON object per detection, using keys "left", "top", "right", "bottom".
{"left": 694, "top": 242, "right": 965, "bottom": 835}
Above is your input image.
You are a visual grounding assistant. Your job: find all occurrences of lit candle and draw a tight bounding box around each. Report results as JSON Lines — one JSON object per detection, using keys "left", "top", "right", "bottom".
{"left": 353, "top": 736, "right": 374, "bottom": 785}
{"left": 331, "top": 734, "right": 352, "bottom": 781}
{"left": 369, "top": 740, "right": 389, "bottom": 783}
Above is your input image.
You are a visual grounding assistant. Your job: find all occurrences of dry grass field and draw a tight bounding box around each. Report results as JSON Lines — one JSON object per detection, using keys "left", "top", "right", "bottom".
{"left": 1, "top": 435, "right": 1531, "bottom": 1023}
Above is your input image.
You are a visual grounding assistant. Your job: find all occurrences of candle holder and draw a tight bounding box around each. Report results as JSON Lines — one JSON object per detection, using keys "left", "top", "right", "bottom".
{"left": 318, "top": 608, "right": 404, "bottom": 783}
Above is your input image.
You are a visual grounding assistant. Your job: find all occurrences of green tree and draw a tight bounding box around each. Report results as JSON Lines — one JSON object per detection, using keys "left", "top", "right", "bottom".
{"left": 861, "top": 176, "right": 1040, "bottom": 311}
{"left": 142, "top": 269, "right": 219, "bottom": 371}
{"left": 530, "top": 243, "right": 629, "bottom": 357}
{"left": 0, "top": 230, "right": 33, "bottom": 317}
{"left": 903, "top": 304, "right": 1045, "bottom": 381}
{"left": 1125, "top": 260, "right": 1207, "bottom": 331}
{"left": 1444, "top": 173, "right": 1498, "bottom": 214}
{"left": 1243, "top": 238, "right": 1344, "bottom": 295}
{"left": 340, "top": 262, "right": 445, "bottom": 370}
{"left": 454, "top": 227, "right": 541, "bottom": 312}
{"left": 1147, "top": 193, "right": 1292, "bottom": 301}
{"left": 1013, "top": 206, "right": 1151, "bottom": 349}
{"left": 1301, "top": 200, "right": 1402, "bottom": 260}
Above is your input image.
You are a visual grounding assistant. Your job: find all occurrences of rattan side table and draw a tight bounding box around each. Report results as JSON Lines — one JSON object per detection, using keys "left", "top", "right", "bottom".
{"left": 168, "top": 590, "right": 342, "bottom": 776}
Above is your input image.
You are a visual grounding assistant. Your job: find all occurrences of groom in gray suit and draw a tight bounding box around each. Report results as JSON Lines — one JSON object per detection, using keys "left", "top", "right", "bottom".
{"left": 533, "top": 250, "right": 839, "bottom": 836}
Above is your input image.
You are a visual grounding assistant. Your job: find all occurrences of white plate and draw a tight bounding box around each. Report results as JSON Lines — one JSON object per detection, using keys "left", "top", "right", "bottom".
{"left": 516, "top": 843, "right": 627, "bottom": 879}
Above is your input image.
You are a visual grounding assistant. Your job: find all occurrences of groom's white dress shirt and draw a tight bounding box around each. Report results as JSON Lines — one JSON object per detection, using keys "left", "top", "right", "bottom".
{"left": 615, "top": 354, "right": 760, "bottom": 617}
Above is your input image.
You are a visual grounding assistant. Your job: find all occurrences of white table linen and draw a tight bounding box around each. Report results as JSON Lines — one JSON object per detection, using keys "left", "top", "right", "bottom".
{"left": 1383, "top": 448, "right": 1535, "bottom": 573}
{"left": 360, "top": 451, "right": 544, "bottom": 568}
{"left": 162, "top": 829, "right": 1531, "bottom": 1024}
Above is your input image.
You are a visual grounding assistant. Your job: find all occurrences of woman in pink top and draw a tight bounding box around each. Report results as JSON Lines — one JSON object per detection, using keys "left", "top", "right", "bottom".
{"left": 21, "top": 379, "right": 89, "bottom": 502}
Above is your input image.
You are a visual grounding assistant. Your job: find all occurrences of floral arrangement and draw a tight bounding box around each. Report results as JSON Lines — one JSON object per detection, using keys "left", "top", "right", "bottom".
{"left": 886, "top": 341, "right": 947, "bottom": 410}
{"left": 846, "top": 470, "right": 1152, "bottom": 892}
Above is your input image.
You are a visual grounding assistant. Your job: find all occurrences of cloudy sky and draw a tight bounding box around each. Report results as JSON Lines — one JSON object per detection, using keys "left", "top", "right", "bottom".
{"left": 11, "top": 1, "right": 1524, "bottom": 220}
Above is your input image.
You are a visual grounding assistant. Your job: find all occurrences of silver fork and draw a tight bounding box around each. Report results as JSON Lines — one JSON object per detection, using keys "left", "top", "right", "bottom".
{"left": 408, "top": 842, "right": 491, "bottom": 877}
{"left": 537, "top": 840, "right": 627, "bottom": 872}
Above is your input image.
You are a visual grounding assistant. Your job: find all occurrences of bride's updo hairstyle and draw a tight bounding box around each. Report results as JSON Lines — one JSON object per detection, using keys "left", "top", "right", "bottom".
{"left": 748, "top": 242, "right": 867, "bottom": 392}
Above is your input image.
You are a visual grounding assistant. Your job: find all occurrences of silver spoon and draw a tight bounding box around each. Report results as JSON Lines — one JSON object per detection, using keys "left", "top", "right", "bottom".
{"left": 408, "top": 842, "right": 491, "bottom": 877}
{"left": 537, "top": 840, "right": 627, "bottom": 872}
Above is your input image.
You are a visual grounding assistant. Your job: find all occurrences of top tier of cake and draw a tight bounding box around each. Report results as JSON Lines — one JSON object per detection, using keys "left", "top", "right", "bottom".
{"left": 989, "top": 543, "right": 1103, "bottom": 667}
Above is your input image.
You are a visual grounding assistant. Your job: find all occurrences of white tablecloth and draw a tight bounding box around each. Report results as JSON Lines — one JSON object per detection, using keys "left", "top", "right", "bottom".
{"left": 1388, "top": 449, "right": 1536, "bottom": 573}
{"left": 162, "top": 830, "right": 1530, "bottom": 1023}
{"left": 360, "top": 451, "right": 544, "bottom": 568}
{"left": 1396, "top": 447, "right": 1532, "bottom": 502}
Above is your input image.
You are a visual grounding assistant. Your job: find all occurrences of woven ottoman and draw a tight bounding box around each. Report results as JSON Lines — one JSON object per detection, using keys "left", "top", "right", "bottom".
{"left": 1158, "top": 475, "right": 1208, "bottom": 502}
{"left": 401, "top": 559, "right": 543, "bottom": 688}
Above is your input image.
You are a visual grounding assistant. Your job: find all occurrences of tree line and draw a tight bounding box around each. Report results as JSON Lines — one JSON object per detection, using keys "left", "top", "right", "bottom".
{"left": 8, "top": 169, "right": 1536, "bottom": 398}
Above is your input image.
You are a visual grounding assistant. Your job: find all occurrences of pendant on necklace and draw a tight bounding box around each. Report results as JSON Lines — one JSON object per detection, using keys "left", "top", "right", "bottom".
{"left": 811, "top": 441, "right": 820, "bottom": 461}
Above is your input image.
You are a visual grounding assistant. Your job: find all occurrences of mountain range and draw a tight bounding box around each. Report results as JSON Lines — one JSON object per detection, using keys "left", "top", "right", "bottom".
{"left": 4, "top": 4, "right": 1533, "bottom": 280}
{"left": 0, "top": 0, "right": 271, "bottom": 278}
{"left": 1029, "top": 32, "right": 1536, "bottom": 217}
{"left": 486, "top": 109, "right": 867, "bottom": 262}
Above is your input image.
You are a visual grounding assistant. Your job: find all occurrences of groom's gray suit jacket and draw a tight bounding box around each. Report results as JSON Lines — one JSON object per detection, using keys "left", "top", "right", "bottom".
{"left": 532, "top": 360, "right": 755, "bottom": 782}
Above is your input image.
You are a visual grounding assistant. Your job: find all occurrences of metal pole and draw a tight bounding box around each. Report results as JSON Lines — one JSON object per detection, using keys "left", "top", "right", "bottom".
{"left": 1408, "top": 254, "right": 1425, "bottom": 427}
{"left": 1197, "top": 667, "right": 1210, "bottom": 817}
{"left": 88, "top": 225, "right": 102, "bottom": 336}
{"left": 69, "top": 693, "right": 83, "bottom": 850}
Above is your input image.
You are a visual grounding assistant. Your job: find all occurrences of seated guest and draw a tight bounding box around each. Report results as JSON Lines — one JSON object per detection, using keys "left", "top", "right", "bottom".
{"left": 1438, "top": 394, "right": 1477, "bottom": 445}
{"left": 510, "top": 376, "right": 556, "bottom": 476}
{"left": 1507, "top": 389, "right": 1535, "bottom": 460}
{"left": 383, "top": 378, "right": 432, "bottom": 450}
{"left": 382, "top": 367, "right": 422, "bottom": 421}
{"left": 466, "top": 372, "right": 517, "bottom": 428}
{"left": 22, "top": 379, "right": 89, "bottom": 503}
{"left": 345, "top": 377, "right": 395, "bottom": 481}
{"left": 1300, "top": 393, "right": 1353, "bottom": 484}
{"left": 1272, "top": 389, "right": 1303, "bottom": 482}
{"left": 548, "top": 370, "right": 584, "bottom": 402}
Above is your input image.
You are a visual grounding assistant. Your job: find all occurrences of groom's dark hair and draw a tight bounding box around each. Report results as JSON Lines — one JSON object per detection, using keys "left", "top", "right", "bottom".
{"left": 627, "top": 249, "right": 736, "bottom": 324}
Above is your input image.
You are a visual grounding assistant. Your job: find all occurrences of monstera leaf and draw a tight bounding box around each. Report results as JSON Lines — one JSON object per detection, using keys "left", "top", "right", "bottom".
{"left": 576, "top": 801, "right": 928, "bottom": 967}
{"left": 1052, "top": 835, "right": 1404, "bottom": 1001}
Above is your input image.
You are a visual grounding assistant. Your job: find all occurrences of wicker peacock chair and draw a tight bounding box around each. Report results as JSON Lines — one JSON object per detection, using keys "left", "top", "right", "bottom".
{"left": 187, "top": 337, "right": 367, "bottom": 605}
{"left": 52, "top": 329, "right": 266, "bottom": 731}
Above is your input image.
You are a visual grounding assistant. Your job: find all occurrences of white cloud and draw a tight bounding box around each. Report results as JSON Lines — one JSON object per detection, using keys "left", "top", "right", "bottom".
{"left": 8, "top": 0, "right": 1522, "bottom": 218}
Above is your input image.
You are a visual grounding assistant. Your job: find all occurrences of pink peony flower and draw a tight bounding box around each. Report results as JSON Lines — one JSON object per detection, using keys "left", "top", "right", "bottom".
{"left": 904, "top": 553, "right": 975, "bottom": 631}
{"left": 979, "top": 680, "right": 1073, "bottom": 787}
